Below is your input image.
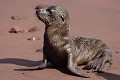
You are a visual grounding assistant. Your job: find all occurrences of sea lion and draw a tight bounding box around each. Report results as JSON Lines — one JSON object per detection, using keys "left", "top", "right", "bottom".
{"left": 35, "top": 5, "right": 112, "bottom": 78}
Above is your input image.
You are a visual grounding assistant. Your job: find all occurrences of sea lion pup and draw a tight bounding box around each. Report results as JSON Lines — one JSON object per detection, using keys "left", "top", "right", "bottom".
{"left": 35, "top": 5, "right": 112, "bottom": 78}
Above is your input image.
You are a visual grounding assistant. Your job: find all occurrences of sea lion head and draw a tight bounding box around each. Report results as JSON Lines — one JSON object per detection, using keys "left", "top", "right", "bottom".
{"left": 35, "top": 5, "right": 70, "bottom": 26}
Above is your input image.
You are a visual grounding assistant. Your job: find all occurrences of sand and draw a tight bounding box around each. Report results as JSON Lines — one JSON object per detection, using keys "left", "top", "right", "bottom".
{"left": 0, "top": 0, "right": 120, "bottom": 80}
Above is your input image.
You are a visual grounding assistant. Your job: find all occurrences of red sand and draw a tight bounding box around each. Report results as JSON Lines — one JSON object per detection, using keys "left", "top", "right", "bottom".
{"left": 0, "top": 0, "right": 120, "bottom": 80}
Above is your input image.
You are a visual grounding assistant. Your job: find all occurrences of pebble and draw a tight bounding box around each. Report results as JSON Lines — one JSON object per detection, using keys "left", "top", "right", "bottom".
{"left": 9, "top": 26, "right": 25, "bottom": 33}
{"left": 35, "top": 49, "right": 43, "bottom": 52}
{"left": 116, "top": 51, "right": 119, "bottom": 53}
{"left": 28, "top": 26, "right": 40, "bottom": 32}
{"left": 11, "top": 16, "right": 23, "bottom": 20}
{"left": 28, "top": 37, "right": 40, "bottom": 41}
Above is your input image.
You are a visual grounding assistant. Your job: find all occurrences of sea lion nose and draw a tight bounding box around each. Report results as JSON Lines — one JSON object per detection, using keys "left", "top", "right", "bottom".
{"left": 36, "top": 8, "right": 46, "bottom": 14}
{"left": 38, "top": 9, "right": 47, "bottom": 14}
{"left": 40, "top": 9, "right": 45, "bottom": 12}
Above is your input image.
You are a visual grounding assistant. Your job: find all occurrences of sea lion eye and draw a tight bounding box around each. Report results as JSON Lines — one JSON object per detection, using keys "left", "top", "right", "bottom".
{"left": 60, "top": 15, "right": 64, "bottom": 22}
{"left": 46, "top": 7, "right": 56, "bottom": 15}
{"left": 49, "top": 9, "right": 54, "bottom": 14}
{"left": 51, "top": 9, "right": 55, "bottom": 12}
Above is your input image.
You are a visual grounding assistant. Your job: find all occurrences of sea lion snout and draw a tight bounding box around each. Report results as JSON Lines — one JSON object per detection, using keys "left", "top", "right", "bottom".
{"left": 36, "top": 8, "right": 47, "bottom": 14}
{"left": 35, "top": 7, "right": 50, "bottom": 25}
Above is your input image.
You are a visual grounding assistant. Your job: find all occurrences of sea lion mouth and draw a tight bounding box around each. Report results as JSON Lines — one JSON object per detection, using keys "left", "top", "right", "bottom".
{"left": 36, "top": 8, "right": 50, "bottom": 25}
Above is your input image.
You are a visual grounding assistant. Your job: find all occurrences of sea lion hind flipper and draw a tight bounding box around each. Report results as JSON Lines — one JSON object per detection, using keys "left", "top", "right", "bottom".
{"left": 67, "top": 53, "right": 90, "bottom": 78}
{"left": 83, "top": 49, "right": 112, "bottom": 72}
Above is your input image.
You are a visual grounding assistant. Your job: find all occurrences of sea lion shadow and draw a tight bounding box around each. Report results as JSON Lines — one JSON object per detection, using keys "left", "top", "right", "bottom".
{"left": 56, "top": 67, "right": 76, "bottom": 76}
{"left": 96, "top": 72, "right": 120, "bottom": 80}
{"left": 0, "top": 58, "right": 76, "bottom": 76}
{"left": 0, "top": 58, "right": 42, "bottom": 67}
{"left": 1, "top": 58, "right": 120, "bottom": 79}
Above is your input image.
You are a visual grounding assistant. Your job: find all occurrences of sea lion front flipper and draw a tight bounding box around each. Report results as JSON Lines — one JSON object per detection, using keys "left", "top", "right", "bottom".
{"left": 67, "top": 53, "right": 90, "bottom": 78}
{"left": 37, "top": 53, "right": 48, "bottom": 70}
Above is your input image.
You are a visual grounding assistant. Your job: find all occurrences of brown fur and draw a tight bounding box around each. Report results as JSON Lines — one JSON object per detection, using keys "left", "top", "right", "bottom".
{"left": 35, "top": 5, "right": 112, "bottom": 78}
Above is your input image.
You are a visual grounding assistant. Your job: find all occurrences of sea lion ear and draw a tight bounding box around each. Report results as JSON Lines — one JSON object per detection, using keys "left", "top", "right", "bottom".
{"left": 60, "top": 15, "right": 64, "bottom": 22}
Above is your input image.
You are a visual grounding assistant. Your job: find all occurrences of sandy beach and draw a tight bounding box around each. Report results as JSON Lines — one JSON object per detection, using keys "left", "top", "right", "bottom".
{"left": 0, "top": 0, "right": 120, "bottom": 80}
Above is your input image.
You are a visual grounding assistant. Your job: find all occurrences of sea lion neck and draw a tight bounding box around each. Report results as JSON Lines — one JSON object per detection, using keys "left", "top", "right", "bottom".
{"left": 45, "top": 20, "right": 69, "bottom": 28}
{"left": 45, "top": 22, "right": 69, "bottom": 35}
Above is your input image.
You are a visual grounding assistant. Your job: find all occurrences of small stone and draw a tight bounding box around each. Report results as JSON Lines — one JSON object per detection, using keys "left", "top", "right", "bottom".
{"left": 28, "top": 26, "right": 40, "bottom": 32}
{"left": 116, "top": 51, "right": 119, "bottom": 53}
{"left": 28, "top": 37, "right": 36, "bottom": 41}
{"left": 22, "top": 73, "right": 25, "bottom": 74}
{"left": 35, "top": 49, "right": 43, "bottom": 52}
{"left": 28, "top": 37, "right": 40, "bottom": 41}
{"left": 9, "top": 26, "right": 25, "bottom": 33}
{"left": 11, "top": 16, "right": 22, "bottom": 20}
